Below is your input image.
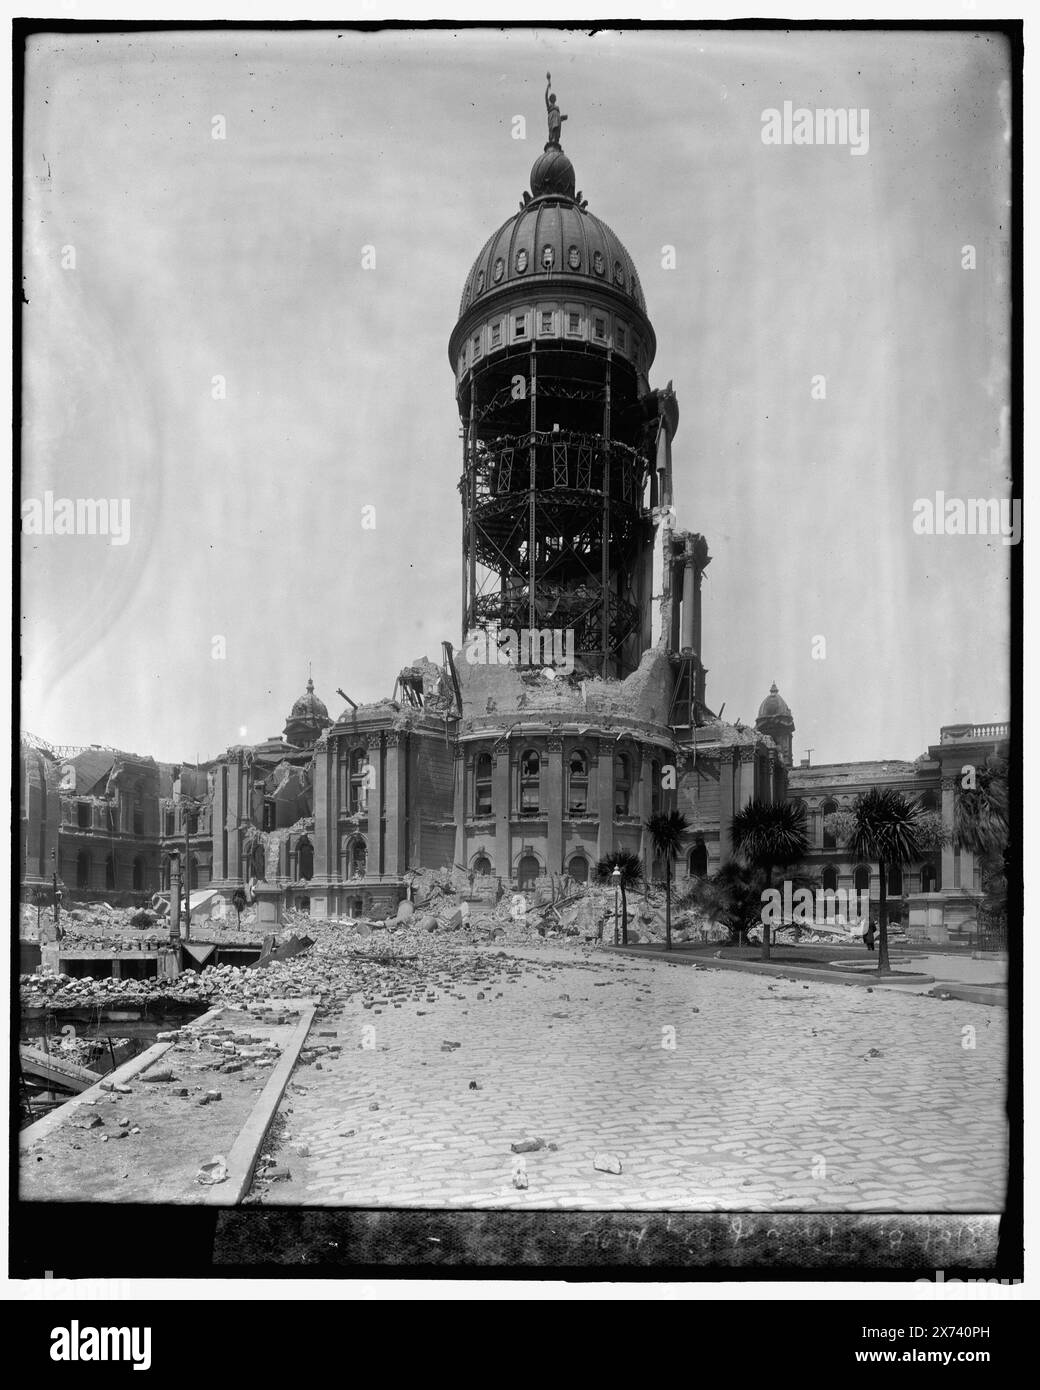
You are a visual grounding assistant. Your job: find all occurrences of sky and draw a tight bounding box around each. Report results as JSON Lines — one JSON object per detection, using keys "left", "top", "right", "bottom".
{"left": 20, "top": 26, "right": 1013, "bottom": 766}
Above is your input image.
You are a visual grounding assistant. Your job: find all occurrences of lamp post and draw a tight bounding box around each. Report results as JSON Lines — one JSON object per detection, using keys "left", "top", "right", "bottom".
{"left": 611, "top": 865, "right": 621, "bottom": 946}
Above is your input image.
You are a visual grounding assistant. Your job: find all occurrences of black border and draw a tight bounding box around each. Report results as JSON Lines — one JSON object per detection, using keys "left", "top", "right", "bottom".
{"left": 11, "top": 15, "right": 1025, "bottom": 1285}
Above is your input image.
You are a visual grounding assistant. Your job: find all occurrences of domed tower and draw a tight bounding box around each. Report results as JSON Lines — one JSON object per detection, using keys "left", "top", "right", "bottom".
{"left": 283, "top": 677, "right": 332, "bottom": 750}
{"left": 755, "top": 682, "right": 795, "bottom": 767}
{"left": 449, "top": 75, "right": 678, "bottom": 680}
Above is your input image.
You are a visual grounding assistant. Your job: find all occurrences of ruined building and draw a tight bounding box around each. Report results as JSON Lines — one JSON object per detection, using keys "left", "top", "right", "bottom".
{"left": 19, "top": 85, "right": 1004, "bottom": 945}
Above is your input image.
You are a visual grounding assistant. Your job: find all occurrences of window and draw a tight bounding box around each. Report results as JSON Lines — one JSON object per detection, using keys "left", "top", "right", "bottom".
{"left": 541, "top": 244, "right": 555, "bottom": 269}
{"left": 517, "top": 854, "right": 540, "bottom": 891}
{"left": 163, "top": 810, "right": 175, "bottom": 837}
{"left": 822, "top": 799, "right": 838, "bottom": 848}
{"left": 568, "top": 856, "right": 589, "bottom": 884}
{"left": 614, "top": 753, "right": 631, "bottom": 816}
{"left": 76, "top": 850, "right": 91, "bottom": 888}
{"left": 297, "top": 838, "right": 313, "bottom": 881}
{"left": 519, "top": 749, "right": 540, "bottom": 815}
{"left": 262, "top": 799, "right": 276, "bottom": 831}
{"left": 616, "top": 324, "right": 626, "bottom": 351}
{"left": 472, "top": 334, "right": 481, "bottom": 359}
{"left": 473, "top": 854, "right": 492, "bottom": 876}
{"left": 105, "top": 854, "right": 116, "bottom": 891}
{"left": 513, "top": 315, "right": 526, "bottom": 339}
{"left": 920, "top": 864, "right": 937, "bottom": 893}
{"left": 475, "top": 753, "right": 493, "bottom": 816}
{"left": 77, "top": 802, "right": 91, "bottom": 829}
{"left": 854, "top": 866, "right": 870, "bottom": 893}
{"left": 567, "top": 311, "right": 581, "bottom": 334}
{"left": 689, "top": 841, "right": 708, "bottom": 877}
{"left": 132, "top": 787, "right": 143, "bottom": 836}
{"left": 888, "top": 863, "right": 903, "bottom": 895}
{"left": 822, "top": 865, "right": 838, "bottom": 893}
{"left": 188, "top": 856, "right": 199, "bottom": 891}
{"left": 349, "top": 749, "right": 368, "bottom": 815}
{"left": 186, "top": 809, "right": 199, "bottom": 835}
{"left": 568, "top": 750, "right": 589, "bottom": 815}
{"left": 594, "top": 316, "right": 606, "bottom": 340}
{"left": 490, "top": 322, "right": 502, "bottom": 347}
{"left": 348, "top": 838, "right": 367, "bottom": 879}
{"left": 132, "top": 856, "right": 145, "bottom": 891}
{"left": 539, "top": 310, "right": 553, "bottom": 334}
{"left": 651, "top": 759, "right": 662, "bottom": 815}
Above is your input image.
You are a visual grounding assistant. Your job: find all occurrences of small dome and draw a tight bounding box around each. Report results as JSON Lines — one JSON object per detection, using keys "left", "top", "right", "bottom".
{"left": 757, "top": 682, "right": 792, "bottom": 721}
{"left": 290, "top": 677, "right": 329, "bottom": 723}
{"left": 530, "top": 147, "right": 575, "bottom": 199}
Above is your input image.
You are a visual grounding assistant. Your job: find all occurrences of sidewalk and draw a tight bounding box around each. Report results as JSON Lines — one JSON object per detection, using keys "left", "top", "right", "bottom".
{"left": 605, "top": 944, "right": 1007, "bottom": 1006}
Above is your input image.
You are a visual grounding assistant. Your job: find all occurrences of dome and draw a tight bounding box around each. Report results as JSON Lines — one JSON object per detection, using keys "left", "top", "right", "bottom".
{"left": 757, "top": 682, "right": 792, "bottom": 721}
{"left": 457, "top": 195, "right": 647, "bottom": 322}
{"left": 290, "top": 678, "right": 329, "bottom": 723}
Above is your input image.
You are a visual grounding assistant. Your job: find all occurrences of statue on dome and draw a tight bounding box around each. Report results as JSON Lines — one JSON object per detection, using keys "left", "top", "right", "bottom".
{"left": 545, "top": 72, "right": 567, "bottom": 148}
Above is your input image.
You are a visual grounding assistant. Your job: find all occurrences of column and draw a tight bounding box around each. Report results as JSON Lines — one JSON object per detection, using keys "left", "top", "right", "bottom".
{"left": 211, "top": 762, "right": 227, "bottom": 881}
{"left": 366, "top": 734, "right": 384, "bottom": 878}
{"left": 225, "top": 755, "right": 244, "bottom": 886}
{"left": 681, "top": 555, "right": 695, "bottom": 650}
{"left": 384, "top": 731, "right": 408, "bottom": 876}
{"left": 940, "top": 777, "right": 956, "bottom": 893}
{"left": 453, "top": 744, "right": 467, "bottom": 872}
{"left": 312, "top": 740, "right": 331, "bottom": 879}
{"left": 718, "top": 749, "right": 735, "bottom": 861}
{"left": 739, "top": 746, "right": 757, "bottom": 808}
{"left": 637, "top": 746, "right": 653, "bottom": 875}
{"left": 546, "top": 734, "right": 564, "bottom": 876}
{"left": 493, "top": 741, "right": 511, "bottom": 884}
{"left": 596, "top": 737, "right": 614, "bottom": 859}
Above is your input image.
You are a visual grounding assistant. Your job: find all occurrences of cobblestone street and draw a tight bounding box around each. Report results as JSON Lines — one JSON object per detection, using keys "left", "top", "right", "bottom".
{"left": 254, "top": 945, "right": 1006, "bottom": 1211}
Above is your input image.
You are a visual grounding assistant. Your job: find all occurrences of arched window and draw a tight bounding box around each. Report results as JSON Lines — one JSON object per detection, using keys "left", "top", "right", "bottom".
{"left": 822, "top": 800, "right": 839, "bottom": 849}
{"left": 76, "top": 850, "right": 91, "bottom": 888}
{"left": 346, "top": 837, "right": 367, "bottom": 880}
{"left": 132, "top": 856, "right": 145, "bottom": 891}
{"left": 297, "top": 838, "right": 313, "bottom": 881}
{"left": 568, "top": 855, "right": 589, "bottom": 884}
{"left": 475, "top": 753, "right": 493, "bottom": 816}
{"left": 519, "top": 750, "right": 540, "bottom": 816}
{"left": 105, "top": 854, "right": 116, "bottom": 891}
{"left": 473, "top": 854, "right": 492, "bottom": 876}
{"left": 517, "top": 854, "right": 540, "bottom": 890}
{"left": 854, "top": 866, "right": 870, "bottom": 893}
{"left": 920, "top": 864, "right": 937, "bottom": 893}
{"left": 888, "top": 862, "right": 903, "bottom": 895}
{"left": 822, "top": 865, "right": 838, "bottom": 893}
{"left": 651, "top": 759, "right": 662, "bottom": 815}
{"left": 568, "top": 749, "right": 589, "bottom": 815}
{"left": 614, "top": 753, "right": 631, "bottom": 816}
{"left": 349, "top": 749, "right": 368, "bottom": 815}
{"left": 688, "top": 841, "right": 708, "bottom": 877}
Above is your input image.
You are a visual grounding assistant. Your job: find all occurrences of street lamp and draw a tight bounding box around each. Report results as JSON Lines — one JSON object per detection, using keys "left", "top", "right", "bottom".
{"left": 611, "top": 865, "right": 622, "bottom": 946}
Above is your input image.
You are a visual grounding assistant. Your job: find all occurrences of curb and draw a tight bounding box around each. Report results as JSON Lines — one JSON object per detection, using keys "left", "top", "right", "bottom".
{"left": 603, "top": 946, "right": 935, "bottom": 990}
{"left": 201, "top": 1002, "right": 316, "bottom": 1206}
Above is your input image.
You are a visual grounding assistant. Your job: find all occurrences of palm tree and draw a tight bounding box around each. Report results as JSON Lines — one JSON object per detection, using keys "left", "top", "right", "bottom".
{"left": 731, "top": 799, "right": 810, "bottom": 960}
{"left": 646, "top": 810, "right": 691, "bottom": 951}
{"left": 843, "top": 787, "right": 923, "bottom": 974}
{"left": 953, "top": 755, "right": 1010, "bottom": 942}
{"left": 596, "top": 848, "right": 642, "bottom": 943}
